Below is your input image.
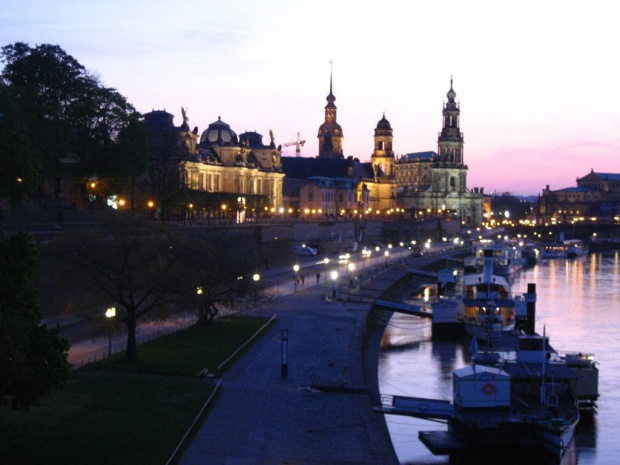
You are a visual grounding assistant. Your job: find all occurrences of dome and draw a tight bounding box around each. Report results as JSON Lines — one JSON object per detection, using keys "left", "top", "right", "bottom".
{"left": 447, "top": 77, "right": 457, "bottom": 100}
{"left": 199, "top": 117, "right": 238, "bottom": 146}
{"left": 376, "top": 113, "right": 391, "bottom": 130}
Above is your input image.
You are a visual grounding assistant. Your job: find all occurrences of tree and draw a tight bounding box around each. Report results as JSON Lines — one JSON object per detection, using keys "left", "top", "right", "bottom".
{"left": 1, "top": 42, "right": 143, "bottom": 198}
{"left": 48, "top": 215, "right": 265, "bottom": 361}
{"left": 0, "top": 83, "right": 40, "bottom": 219}
{"left": 0, "top": 232, "right": 71, "bottom": 410}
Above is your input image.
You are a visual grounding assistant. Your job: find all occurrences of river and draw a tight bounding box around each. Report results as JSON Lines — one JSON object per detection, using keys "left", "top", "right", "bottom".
{"left": 378, "top": 252, "right": 620, "bottom": 465}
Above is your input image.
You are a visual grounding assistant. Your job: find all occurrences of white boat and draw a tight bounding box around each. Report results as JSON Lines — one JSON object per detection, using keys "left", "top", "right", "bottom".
{"left": 540, "top": 242, "right": 568, "bottom": 259}
{"left": 473, "top": 241, "right": 525, "bottom": 277}
{"left": 564, "top": 239, "right": 588, "bottom": 258}
{"left": 432, "top": 249, "right": 528, "bottom": 342}
{"left": 410, "top": 332, "right": 587, "bottom": 459}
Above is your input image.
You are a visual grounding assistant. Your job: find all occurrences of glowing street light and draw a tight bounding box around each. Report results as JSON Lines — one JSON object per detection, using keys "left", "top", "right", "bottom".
{"left": 293, "top": 264, "right": 300, "bottom": 292}
{"left": 105, "top": 306, "right": 116, "bottom": 358}
{"left": 330, "top": 270, "right": 339, "bottom": 299}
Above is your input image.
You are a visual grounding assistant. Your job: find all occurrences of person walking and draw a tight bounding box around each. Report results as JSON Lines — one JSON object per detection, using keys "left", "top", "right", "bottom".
{"left": 316, "top": 272, "right": 321, "bottom": 284}
{"left": 301, "top": 274, "right": 305, "bottom": 286}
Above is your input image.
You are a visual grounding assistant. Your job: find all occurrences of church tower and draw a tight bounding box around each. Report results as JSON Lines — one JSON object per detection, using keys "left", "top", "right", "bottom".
{"left": 437, "top": 77, "right": 464, "bottom": 163}
{"left": 371, "top": 113, "right": 395, "bottom": 178}
{"left": 368, "top": 113, "right": 396, "bottom": 211}
{"left": 317, "top": 67, "right": 344, "bottom": 158}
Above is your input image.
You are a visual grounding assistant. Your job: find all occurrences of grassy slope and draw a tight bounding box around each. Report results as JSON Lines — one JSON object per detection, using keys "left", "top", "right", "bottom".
{"left": 0, "top": 316, "right": 270, "bottom": 465}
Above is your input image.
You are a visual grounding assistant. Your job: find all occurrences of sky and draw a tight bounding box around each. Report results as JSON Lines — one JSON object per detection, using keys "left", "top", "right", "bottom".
{"left": 1, "top": 0, "right": 618, "bottom": 195}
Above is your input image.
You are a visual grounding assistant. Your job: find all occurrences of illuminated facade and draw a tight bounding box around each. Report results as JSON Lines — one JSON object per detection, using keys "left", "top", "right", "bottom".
{"left": 368, "top": 114, "right": 397, "bottom": 211}
{"left": 145, "top": 110, "right": 284, "bottom": 209}
{"left": 395, "top": 79, "right": 484, "bottom": 226}
{"left": 536, "top": 170, "right": 620, "bottom": 225}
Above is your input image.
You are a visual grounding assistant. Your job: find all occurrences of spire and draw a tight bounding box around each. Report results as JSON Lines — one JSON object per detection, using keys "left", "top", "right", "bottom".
{"left": 326, "top": 61, "right": 336, "bottom": 106}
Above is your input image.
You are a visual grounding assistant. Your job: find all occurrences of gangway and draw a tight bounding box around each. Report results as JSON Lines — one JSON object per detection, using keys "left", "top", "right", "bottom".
{"left": 376, "top": 394, "right": 454, "bottom": 420}
{"left": 375, "top": 299, "right": 432, "bottom": 318}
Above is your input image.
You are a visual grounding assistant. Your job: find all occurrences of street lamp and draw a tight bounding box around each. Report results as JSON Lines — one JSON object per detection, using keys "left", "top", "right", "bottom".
{"left": 323, "top": 257, "right": 329, "bottom": 282}
{"left": 384, "top": 250, "right": 390, "bottom": 266}
{"left": 293, "top": 264, "right": 300, "bottom": 292}
{"left": 105, "top": 306, "right": 116, "bottom": 358}
{"left": 330, "top": 270, "right": 339, "bottom": 299}
{"left": 375, "top": 246, "right": 380, "bottom": 265}
{"left": 347, "top": 262, "right": 356, "bottom": 287}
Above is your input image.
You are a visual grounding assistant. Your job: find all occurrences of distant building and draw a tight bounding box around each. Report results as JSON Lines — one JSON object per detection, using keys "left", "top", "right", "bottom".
{"left": 395, "top": 79, "right": 484, "bottom": 227}
{"left": 536, "top": 170, "right": 620, "bottom": 225}
{"left": 299, "top": 177, "right": 369, "bottom": 217}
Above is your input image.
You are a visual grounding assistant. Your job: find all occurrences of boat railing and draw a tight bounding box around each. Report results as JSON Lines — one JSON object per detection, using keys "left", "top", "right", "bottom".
{"left": 559, "top": 351, "right": 597, "bottom": 367}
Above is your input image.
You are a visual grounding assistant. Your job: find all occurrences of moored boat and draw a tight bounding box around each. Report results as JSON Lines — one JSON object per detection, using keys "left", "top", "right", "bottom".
{"left": 564, "top": 239, "right": 588, "bottom": 258}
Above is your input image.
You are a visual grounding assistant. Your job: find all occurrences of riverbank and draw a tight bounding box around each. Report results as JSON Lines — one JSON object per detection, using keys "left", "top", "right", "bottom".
{"left": 180, "top": 253, "right": 444, "bottom": 464}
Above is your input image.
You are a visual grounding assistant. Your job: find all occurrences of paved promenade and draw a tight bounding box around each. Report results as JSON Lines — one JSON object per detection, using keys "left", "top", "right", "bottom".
{"left": 180, "top": 271, "right": 407, "bottom": 464}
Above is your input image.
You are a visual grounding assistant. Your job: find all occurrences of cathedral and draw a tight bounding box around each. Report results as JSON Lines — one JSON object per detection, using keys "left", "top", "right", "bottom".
{"left": 286, "top": 75, "right": 482, "bottom": 225}
{"left": 395, "top": 79, "right": 484, "bottom": 226}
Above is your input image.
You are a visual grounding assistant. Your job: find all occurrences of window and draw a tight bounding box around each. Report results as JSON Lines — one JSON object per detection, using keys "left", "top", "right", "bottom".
{"left": 339, "top": 193, "right": 344, "bottom": 202}
{"left": 308, "top": 192, "right": 314, "bottom": 202}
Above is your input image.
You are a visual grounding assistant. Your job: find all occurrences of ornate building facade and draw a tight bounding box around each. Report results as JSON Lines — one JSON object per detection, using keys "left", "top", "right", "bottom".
{"left": 536, "top": 170, "right": 620, "bottom": 224}
{"left": 395, "top": 79, "right": 484, "bottom": 226}
{"left": 145, "top": 110, "right": 285, "bottom": 212}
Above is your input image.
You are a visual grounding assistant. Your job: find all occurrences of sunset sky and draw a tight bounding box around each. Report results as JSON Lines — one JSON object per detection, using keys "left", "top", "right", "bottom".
{"left": 1, "top": 0, "right": 618, "bottom": 195}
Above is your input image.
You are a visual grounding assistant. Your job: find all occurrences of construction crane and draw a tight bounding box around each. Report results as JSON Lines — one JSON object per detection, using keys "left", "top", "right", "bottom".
{"left": 282, "top": 133, "right": 306, "bottom": 157}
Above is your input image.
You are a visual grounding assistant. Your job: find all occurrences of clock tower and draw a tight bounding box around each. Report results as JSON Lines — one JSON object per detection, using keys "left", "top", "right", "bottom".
{"left": 438, "top": 77, "right": 464, "bottom": 163}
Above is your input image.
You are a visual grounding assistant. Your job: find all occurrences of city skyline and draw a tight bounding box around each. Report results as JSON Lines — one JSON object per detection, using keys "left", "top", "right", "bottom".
{"left": 1, "top": 0, "right": 618, "bottom": 196}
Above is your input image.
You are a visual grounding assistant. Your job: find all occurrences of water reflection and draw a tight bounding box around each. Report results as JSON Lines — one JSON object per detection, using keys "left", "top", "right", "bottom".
{"left": 379, "top": 253, "right": 619, "bottom": 465}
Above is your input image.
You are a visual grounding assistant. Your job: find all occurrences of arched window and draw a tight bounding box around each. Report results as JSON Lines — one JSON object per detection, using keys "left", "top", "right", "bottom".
{"left": 450, "top": 177, "right": 456, "bottom": 189}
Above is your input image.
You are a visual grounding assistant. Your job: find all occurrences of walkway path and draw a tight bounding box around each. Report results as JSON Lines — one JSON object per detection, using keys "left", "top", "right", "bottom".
{"left": 180, "top": 281, "right": 399, "bottom": 465}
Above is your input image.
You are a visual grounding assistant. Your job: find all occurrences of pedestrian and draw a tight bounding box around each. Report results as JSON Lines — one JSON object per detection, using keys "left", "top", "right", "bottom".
{"left": 316, "top": 272, "right": 321, "bottom": 284}
{"left": 301, "top": 274, "right": 305, "bottom": 285}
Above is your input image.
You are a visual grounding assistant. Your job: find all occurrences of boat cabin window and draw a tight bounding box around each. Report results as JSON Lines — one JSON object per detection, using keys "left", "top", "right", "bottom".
{"left": 519, "top": 338, "right": 546, "bottom": 351}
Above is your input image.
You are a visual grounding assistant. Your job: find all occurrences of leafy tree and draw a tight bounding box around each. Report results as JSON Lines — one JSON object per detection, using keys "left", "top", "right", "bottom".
{"left": 0, "top": 232, "right": 71, "bottom": 410}
{"left": 1, "top": 42, "right": 144, "bottom": 195}
{"left": 0, "top": 83, "right": 40, "bottom": 212}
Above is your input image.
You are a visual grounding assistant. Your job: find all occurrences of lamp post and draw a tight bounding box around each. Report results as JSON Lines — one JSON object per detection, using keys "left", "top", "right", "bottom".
{"left": 330, "top": 270, "right": 339, "bottom": 299}
{"left": 105, "top": 306, "right": 116, "bottom": 358}
{"left": 293, "top": 264, "right": 300, "bottom": 292}
{"left": 348, "top": 262, "right": 356, "bottom": 288}
{"left": 384, "top": 250, "right": 390, "bottom": 266}
{"left": 399, "top": 242, "right": 404, "bottom": 260}
{"left": 375, "top": 246, "right": 380, "bottom": 265}
{"left": 323, "top": 257, "right": 329, "bottom": 282}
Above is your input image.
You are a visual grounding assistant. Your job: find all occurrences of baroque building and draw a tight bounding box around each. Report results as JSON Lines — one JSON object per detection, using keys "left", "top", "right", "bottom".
{"left": 395, "top": 79, "right": 484, "bottom": 226}
{"left": 536, "top": 170, "right": 620, "bottom": 225}
{"left": 144, "top": 109, "right": 285, "bottom": 214}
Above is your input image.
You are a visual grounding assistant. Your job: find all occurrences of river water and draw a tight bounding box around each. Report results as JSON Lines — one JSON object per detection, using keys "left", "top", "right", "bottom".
{"left": 378, "top": 252, "right": 620, "bottom": 465}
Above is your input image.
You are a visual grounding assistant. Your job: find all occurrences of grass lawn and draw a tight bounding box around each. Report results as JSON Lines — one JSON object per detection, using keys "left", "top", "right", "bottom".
{"left": 0, "top": 316, "right": 272, "bottom": 465}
